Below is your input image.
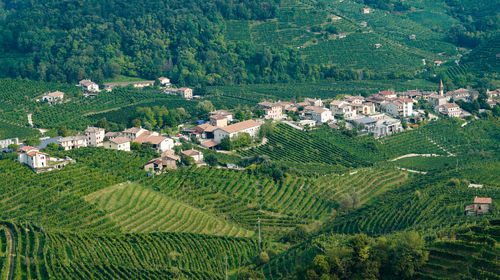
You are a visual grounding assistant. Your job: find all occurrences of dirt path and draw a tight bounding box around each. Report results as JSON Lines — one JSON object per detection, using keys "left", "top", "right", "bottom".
{"left": 396, "top": 167, "right": 427, "bottom": 175}
{"left": 1, "top": 226, "right": 16, "bottom": 280}
{"left": 390, "top": 153, "right": 442, "bottom": 161}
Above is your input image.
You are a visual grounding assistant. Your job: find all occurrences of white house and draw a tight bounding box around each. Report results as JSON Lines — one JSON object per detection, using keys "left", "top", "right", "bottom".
{"left": 436, "top": 103, "right": 461, "bottom": 118}
{"left": 0, "top": 138, "right": 19, "bottom": 149}
{"left": 158, "top": 77, "right": 171, "bottom": 87}
{"left": 58, "top": 135, "right": 88, "bottom": 150}
{"left": 42, "top": 91, "right": 64, "bottom": 105}
{"left": 78, "top": 79, "right": 99, "bottom": 93}
{"left": 85, "top": 127, "right": 105, "bottom": 147}
{"left": 181, "top": 149, "right": 204, "bottom": 163}
{"left": 18, "top": 146, "right": 49, "bottom": 169}
{"left": 362, "top": 8, "right": 371, "bottom": 14}
{"left": 304, "top": 98, "right": 323, "bottom": 107}
{"left": 306, "top": 107, "right": 333, "bottom": 123}
{"left": 382, "top": 98, "right": 413, "bottom": 117}
{"left": 330, "top": 101, "right": 357, "bottom": 119}
{"left": 214, "top": 120, "right": 261, "bottom": 143}
{"left": 134, "top": 133, "right": 174, "bottom": 153}
{"left": 209, "top": 115, "right": 228, "bottom": 127}
{"left": 123, "top": 127, "right": 148, "bottom": 141}
{"left": 103, "top": 137, "right": 130, "bottom": 152}
{"left": 165, "top": 87, "right": 193, "bottom": 99}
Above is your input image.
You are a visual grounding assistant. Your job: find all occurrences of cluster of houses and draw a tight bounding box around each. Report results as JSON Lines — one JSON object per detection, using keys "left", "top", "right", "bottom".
{"left": 187, "top": 110, "right": 262, "bottom": 149}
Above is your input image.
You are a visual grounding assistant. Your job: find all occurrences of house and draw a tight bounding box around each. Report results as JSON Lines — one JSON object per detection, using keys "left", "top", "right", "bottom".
{"left": 487, "top": 89, "right": 500, "bottom": 100}
{"left": 330, "top": 101, "right": 357, "bottom": 119}
{"left": 85, "top": 127, "right": 105, "bottom": 147}
{"left": 162, "top": 151, "right": 180, "bottom": 169}
{"left": 379, "top": 90, "right": 397, "bottom": 99}
{"left": 123, "top": 127, "right": 148, "bottom": 141}
{"left": 409, "top": 34, "right": 416, "bottom": 40}
{"left": 373, "top": 117, "right": 402, "bottom": 138}
{"left": 434, "top": 61, "right": 442, "bottom": 67}
{"left": 143, "top": 158, "right": 164, "bottom": 172}
{"left": 181, "top": 149, "right": 204, "bottom": 163}
{"left": 210, "top": 110, "right": 233, "bottom": 122}
{"left": 429, "top": 94, "right": 451, "bottom": 108}
{"left": 134, "top": 134, "right": 174, "bottom": 153}
{"left": 201, "top": 140, "right": 219, "bottom": 149}
{"left": 103, "top": 137, "right": 130, "bottom": 151}
{"left": 466, "top": 197, "right": 492, "bottom": 215}
{"left": 436, "top": 103, "right": 461, "bottom": 118}
{"left": 306, "top": 107, "right": 333, "bottom": 123}
{"left": 344, "top": 96, "right": 365, "bottom": 105}
{"left": 362, "top": 8, "right": 371, "bottom": 14}
{"left": 382, "top": 98, "right": 413, "bottom": 117}
{"left": 193, "top": 123, "right": 218, "bottom": 139}
{"left": 374, "top": 43, "right": 382, "bottom": 49}
{"left": 353, "top": 117, "right": 378, "bottom": 131}
{"left": 58, "top": 135, "right": 88, "bottom": 150}
{"left": 304, "top": 98, "right": 323, "bottom": 107}
{"left": 213, "top": 120, "right": 261, "bottom": 143}
{"left": 357, "top": 103, "right": 376, "bottom": 115}
{"left": 257, "top": 102, "right": 284, "bottom": 120}
{"left": 78, "top": 79, "right": 99, "bottom": 93}
{"left": 468, "top": 184, "right": 483, "bottom": 188}
{"left": 165, "top": 87, "right": 193, "bottom": 99}
{"left": 298, "top": 120, "right": 317, "bottom": 127}
{"left": 42, "top": 91, "right": 64, "bottom": 105}
{"left": 0, "top": 138, "right": 19, "bottom": 149}
{"left": 158, "top": 77, "right": 171, "bottom": 87}
{"left": 105, "top": 132, "right": 121, "bottom": 139}
{"left": 104, "top": 81, "right": 155, "bottom": 91}
{"left": 210, "top": 115, "right": 228, "bottom": 127}
{"left": 449, "top": 88, "right": 479, "bottom": 102}
{"left": 18, "top": 146, "right": 49, "bottom": 169}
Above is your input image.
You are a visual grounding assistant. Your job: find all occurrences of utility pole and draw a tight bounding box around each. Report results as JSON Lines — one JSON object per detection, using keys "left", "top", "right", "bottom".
{"left": 258, "top": 217, "right": 261, "bottom": 246}
{"left": 225, "top": 255, "right": 228, "bottom": 280}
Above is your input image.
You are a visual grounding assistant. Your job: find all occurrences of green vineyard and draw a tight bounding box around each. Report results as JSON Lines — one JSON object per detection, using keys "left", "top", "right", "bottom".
{"left": 0, "top": 221, "right": 260, "bottom": 279}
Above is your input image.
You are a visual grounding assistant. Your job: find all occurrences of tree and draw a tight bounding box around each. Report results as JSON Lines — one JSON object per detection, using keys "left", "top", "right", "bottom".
{"left": 131, "top": 119, "right": 141, "bottom": 128}
{"left": 58, "top": 126, "right": 70, "bottom": 137}
{"left": 282, "top": 225, "right": 310, "bottom": 244}
{"left": 181, "top": 155, "right": 195, "bottom": 166}
{"left": 204, "top": 153, "right": 218, "bottom": 166}
{"left": 7, "top": 144, "right": 19, "bottom": 151}
{"left": 391, "top": 231, "right": 428, "bottom": 279}
{"left": 96, "top": 118, "right": 111, "bottom": 131}
{"left": 237, "top": 268, "right": 265, "bottom": 280}
{"left": 255, "top": 251, "right": 270, "bottom": 265}
{"left": 24, "top": 138, "right": 41, "bottom": 146}
{"left": 195, "top": 100, "right": 215, "bottom": 117}
{"left": 235, "top": 110, "right": 245, "bottom": 121}
{"left": 46, "top": 143, "right": 61, "bottom": 151}
{"left": 220, "top": 136, "right": 232, "bottom": 151}
{"left": 130, "top": 142, "right": 141, "bottom": 151}
{"left": 259, "top": 120, "right": 275, "bottom": 138}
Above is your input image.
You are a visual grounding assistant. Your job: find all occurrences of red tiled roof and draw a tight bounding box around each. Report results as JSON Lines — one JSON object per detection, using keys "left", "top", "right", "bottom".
{"left": 110, "top": 137, "right": 130, "bottom": 144}
{"left": 182, "top": 149, "right": 202, "bottom": 156}
{"left": 219, "top": 120, "right": 260, "bottom": 134}
{"left": 474, "top": 197, "right": 492, "bottom": 204}
{"left": 201, "top": 140, "right": 219, "bottom": 148}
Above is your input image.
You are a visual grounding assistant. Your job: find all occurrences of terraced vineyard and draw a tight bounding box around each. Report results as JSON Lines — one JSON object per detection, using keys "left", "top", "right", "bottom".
{"left": 380, "top": 129, "right": 448, "bottom": 157}
{"left": 139, "top": 165, "right": 407, "bottom": 233}
{"left": 0, "top": 221, "right": 260, "bottom": 279}
{"left": 239, "top": 123, "right": 373, "bottom": 171}
{"left": 418, "top": 220, "right": 500, "bottom": 280}
{"left": 0, "top": 119, "right": 40, "bottom": 139}
{"left": 85, "top": 183, "right": 253, "bottom": 237}
{"left": 326, "top": 163, "right": 500, "bottom": 236}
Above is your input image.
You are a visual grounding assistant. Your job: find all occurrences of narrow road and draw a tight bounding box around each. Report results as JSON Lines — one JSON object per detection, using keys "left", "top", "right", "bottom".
{"left": 1, "top": 226, "right": 16, "bottom": 280}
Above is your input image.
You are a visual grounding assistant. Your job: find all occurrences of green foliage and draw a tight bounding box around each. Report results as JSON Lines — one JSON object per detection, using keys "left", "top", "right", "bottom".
{"left": 23, "top": 138, "right": 41, "bottom": 146}
{"left": 281, "top": 225, "right": 310, "bottom": 245}
{"left": 181, "top": 155, "right": 195, "bottom": 166}
{"left": 7, "top": 143, "right": 19, "bottom": 151}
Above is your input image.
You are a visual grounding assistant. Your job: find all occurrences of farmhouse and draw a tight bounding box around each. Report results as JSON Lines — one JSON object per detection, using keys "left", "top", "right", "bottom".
{"left": 181, "top": 149, "right": 204, "bottom": 163}
{"left": 18, "top": 146, "right": 49, "bottom": 169}
{"left": 85, "top": 126, "right": 105, "bottom": 147}
{"left": 449, "top": 88, "right": 479, "bottom": 102}
{"left": 379, "top": 90, "right": 397, "bottom": 99}
{"left": 362, "top": 8, "right": 371, "bottom": 14}
{"left": 434, "top": 61, "right": 442, "bottom": 67}
{"left": 58, "top": 135, "right": 88, "bottom": 150}
{"left": 213, "top": 120, "right": 261, "bottom": 143}
{"left": 104, "top": 81, "right": 155, "bottom": 91}
{"left": 165, "top": 87, "right": 193, "bottom": 99}
{"left": 134, "top": 133, "right": 174, "bottom": 152}
{"left": 42, "top": 91, "right": 64, "bottom": 105}
{"left": 330, "top": 100, "right": 357, "bottom": 119}
{"left": 466, "top": 197, "right": 492, "bottom": 215}
{"left": 158, "top": 77, "right": 171, "bottom": 87}
{"left": 103, "top": 137, "right": 130, "bottom": 152}
{"left": 78, "top": 79, "right": 99, "bottom": 93}
{"left": 193, "top": 123, "right": 218, "bottom": 139}
{"left": 162, "top": 151, "right": 180, "bottom": 169}
{"left": 144, "top": 158, "right": 163, "bottom": 172}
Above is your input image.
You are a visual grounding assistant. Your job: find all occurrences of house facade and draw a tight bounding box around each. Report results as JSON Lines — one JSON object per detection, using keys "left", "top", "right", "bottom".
{"left": 306, "top": 107, "right": 333, "bottom": 123}
{"left": 257, "top": 102, "right": 284, "bottom": 120}
{"left": 85, "top": 127, "right": 105, "bottom": 147}
{"left": 436, "top": 103, "right": 461, "bottom": 118}
{"left": 158, "top": 77, "right": 171, "bottom": 87}
{"left": 181, "top": 149, "right": 204, "bottom": 163}
{"left": 210, "top": 110, "right": 233, "bottom": 122}
{"left": 103, "top": 137, "right": 130, "bottom": 152}
{"left": 123, "top": 127, "right": 148, "bottom": 141}
{"left": 213, "top": 120, "right": 261, "bottom": 143}
{"left": 58, "top": 135, "right": 88, "bottom": 150}
{"left": 0, "top": 138, "right": 19, "bottom": 149}
{"left": 18, "top": 146, "right": 49, "bottom": 169}
{"left": 42, "top": 91, "right": 64, "bottom": 105}
{"left": 209, "top": 115, "right": 228, "bottom": 127}
{"left": 78, "top": 79, "right": 99, "bottom": 93}
{"left": 134, "top": 134, "right": 174, "bottom": 153}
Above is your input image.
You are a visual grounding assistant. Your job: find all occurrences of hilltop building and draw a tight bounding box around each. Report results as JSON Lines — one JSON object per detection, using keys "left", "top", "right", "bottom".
{"left": 42, "top": 91, "right": 64, "bottom": 105}
{"left": 58, "top": 135, "right": 88, "bottom": 150}
{"left": 85, "top": 127, "right": 105, "bottom": 147}
{"left": 213, "top": 120, "right": 261, "bottom": 143}
{"left": 103, "top": 137, "right": 130, "bottom": 152}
